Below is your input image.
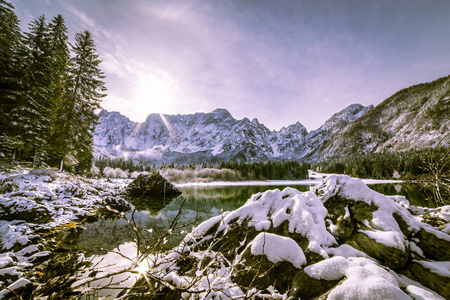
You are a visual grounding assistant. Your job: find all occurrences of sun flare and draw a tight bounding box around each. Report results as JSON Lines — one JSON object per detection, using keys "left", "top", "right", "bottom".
{"left": 133, "top": 70, "right": 180, "bottom": 116}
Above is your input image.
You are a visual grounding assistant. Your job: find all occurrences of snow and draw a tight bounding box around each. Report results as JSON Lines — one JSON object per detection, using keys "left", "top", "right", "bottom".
{"left": 315, "top": 175, "right": 425, "bottom": 251}
{"left": 326, "top": 244, "right": 369, "bottom": 259}
{"left": 397, "top": 274, "right": 446, "bottom": 300}
{"left": 0, "top": 222, "right": 35, "bottom": 251}
{"left": 249, "top": 232, "right": 306, "bottom": 268}
{"left": 176, "top": 179, "right": 322, "bottom": 188}
{"left": 304, "top": 256, "right": 349, "bottom": 280}
{"left": 0, "top": 254, "right": 14, "bottom": 268}
{"left": 176, "top": 178, "right": 403, "bottom": 188}
{"left": 188, "top": 187, "right": 337, "bottom": 257}
{"left": 0, "top": 278, "right": 31, "bottom": 299}
{"left": 361, "top": 229, "right": 406, "bottom": 251}
{"left": 307, "top": 257, "right": 411, "bottom": 300}
{"left": 94, "top": 105, "right": 372, "bottom": 162}
{"left": 406, "top": 285, "right": 445, "bottom": 300}
{"left": 0, "top": 168, "right": 133, "bottom": 292}
{"left": 1, "top": 168, "right": 449, "bottom": 299}
{"left": 415, "top": 260, "right": 450, "bottom": 277}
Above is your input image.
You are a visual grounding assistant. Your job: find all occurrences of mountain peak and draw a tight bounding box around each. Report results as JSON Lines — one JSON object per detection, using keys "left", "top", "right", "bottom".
{"left": 251, "top": 118, "right": 260, "bottom": 126}
{"left": 212, "top": 108, "right": 231, "bottom": 115}
{"left": 320, "top": 103, "right": 373, "bottom": 131}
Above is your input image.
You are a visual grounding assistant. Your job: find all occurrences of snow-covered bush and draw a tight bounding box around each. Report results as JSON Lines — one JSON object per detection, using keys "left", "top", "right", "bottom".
{"left": 102, "top": 167, "right": 129, "bottom": 178}
{"left": 161, "top": 168, "right": 241, "bottom": 183}
{"left": 130, "top": 171, "right": 140, "bottom": 178}
{"left": 90, "top": 165, "right": 101, "bottom": 177}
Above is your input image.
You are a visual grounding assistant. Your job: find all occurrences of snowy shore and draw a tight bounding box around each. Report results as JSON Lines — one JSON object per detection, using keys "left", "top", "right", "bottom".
{"left": 176, "top": 178, "right": 403, "bottom": 188}
{"left": 0, "top": 168, "right": 130, "bottom": 298}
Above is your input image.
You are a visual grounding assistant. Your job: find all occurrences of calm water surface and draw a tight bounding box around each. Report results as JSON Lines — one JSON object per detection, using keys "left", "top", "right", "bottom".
{"left": 76, "top": 182, "right": 430, "bottom": 254}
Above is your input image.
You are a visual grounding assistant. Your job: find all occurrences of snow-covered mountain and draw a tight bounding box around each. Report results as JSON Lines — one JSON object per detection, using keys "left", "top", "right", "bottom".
{"left": 94, "top": 104, "right": 372, "bottom": 163}
{"left": 94, "top": 75, "right": 450, "bottom": 163}
{"left": 314, "top": 75, "right": 450, "bottom": 160}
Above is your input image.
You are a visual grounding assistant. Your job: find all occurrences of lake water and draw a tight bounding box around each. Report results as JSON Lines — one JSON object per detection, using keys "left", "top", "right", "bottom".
{"left": 76, "top": 181, "right": 431, "bottom": 254}
{"left": 72, "top": 181, "right": 431, "bottom": 297}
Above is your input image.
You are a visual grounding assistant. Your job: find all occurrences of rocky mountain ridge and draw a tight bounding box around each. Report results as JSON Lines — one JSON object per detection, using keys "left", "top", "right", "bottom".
{"left": 313, "top": 75, "right": 450, "bottom": 160}
{"left": 94, "top": 75, "right": 450, "bottom": 163}
{"left": 94, "top": 104, "right": 372, "bottom": 163}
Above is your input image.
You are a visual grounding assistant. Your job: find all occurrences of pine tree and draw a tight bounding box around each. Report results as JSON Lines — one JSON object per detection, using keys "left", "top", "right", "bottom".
{"left": 57, "top": 30, "right": 106, "bottom": 172}
{"left": 0, "top": 0, "right": 23, "bottom": 157}
{"left": 47, "top": 14, "right": 71, "bottom": 166}
{"left": 9, "top": 15, "right": 54, "bottom": 166}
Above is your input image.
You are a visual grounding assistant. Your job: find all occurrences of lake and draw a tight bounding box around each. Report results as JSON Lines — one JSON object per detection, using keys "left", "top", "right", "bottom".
{"left": 75, "top": 181, "right": 431, "bottom": 254}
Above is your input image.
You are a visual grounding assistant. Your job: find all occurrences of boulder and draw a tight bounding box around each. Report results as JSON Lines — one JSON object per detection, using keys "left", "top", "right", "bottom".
{"left": 0, "top": 199, "right": 51, "bottom": 224}
{"left": 126, "top": 173, "right": 182, "bottom": 198}
{"left": 404, "top": 260, "right": 450, "bottom": 299}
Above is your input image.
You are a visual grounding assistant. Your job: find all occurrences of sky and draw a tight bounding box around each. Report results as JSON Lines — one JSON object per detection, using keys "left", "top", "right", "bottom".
{"left": 11, "top": 0, "right": 450, "bottom": 131}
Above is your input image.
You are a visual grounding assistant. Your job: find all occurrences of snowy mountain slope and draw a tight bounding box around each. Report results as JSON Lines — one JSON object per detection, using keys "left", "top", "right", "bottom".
{"left": 300, "top": 104, "right": 373, "bottom": 160}
{"left": 94, "top": 75, "right": 449, "bottom": 163}
{"left": 316, "top": 75, "right": 450, "bottom": 159}
{"left": 94, "top": 104, "right": 372, "bottom": 163}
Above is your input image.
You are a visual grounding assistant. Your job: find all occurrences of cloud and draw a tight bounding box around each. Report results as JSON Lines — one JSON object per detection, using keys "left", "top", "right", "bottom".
{"left": 64, "top": 3, "right": 96, "bottom": 29}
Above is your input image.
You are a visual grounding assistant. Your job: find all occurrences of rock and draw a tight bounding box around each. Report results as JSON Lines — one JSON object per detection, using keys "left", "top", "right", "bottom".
{"left": 0, "top": 179, "right": 18, "bottom": 193}
{"left": 102, "top": 195, "right": 131, "bottom": 212}
{"left": 415, "top": 228, "right": 450, "bottom": 261}
{"left": 348, "top": 231, "right": 409, "bottom": 270}
{"left": 0, "top": 199, "right": 51, "bottom": 224}
{"left": 0, "top": 278, "right": 33, "bottom": 299}
{"left": 404, "top": 260, "right": 450, "bottom": 299}
{"left": 126, "top": 173, "right": 182, "bottom": 198}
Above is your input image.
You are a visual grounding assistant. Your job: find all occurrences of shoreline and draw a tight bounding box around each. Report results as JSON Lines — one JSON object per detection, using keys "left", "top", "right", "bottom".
{"left": 176, "top": 178, "right": 404, "bottom": 188}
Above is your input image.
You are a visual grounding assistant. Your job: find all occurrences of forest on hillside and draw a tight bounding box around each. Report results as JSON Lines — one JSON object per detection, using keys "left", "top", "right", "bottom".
{"left": 0, "top": 0, "right": 106, "bottom": 172}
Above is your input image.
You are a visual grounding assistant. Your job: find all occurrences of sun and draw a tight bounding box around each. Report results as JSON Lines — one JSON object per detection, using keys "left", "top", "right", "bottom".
{"left": 133, "top": 70, "right": 181, "bottom": 116}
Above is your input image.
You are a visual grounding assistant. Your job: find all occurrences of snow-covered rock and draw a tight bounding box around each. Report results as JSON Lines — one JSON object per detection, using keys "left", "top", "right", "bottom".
{"left": 137, "top": 175, "right": 449, "bottom": 299}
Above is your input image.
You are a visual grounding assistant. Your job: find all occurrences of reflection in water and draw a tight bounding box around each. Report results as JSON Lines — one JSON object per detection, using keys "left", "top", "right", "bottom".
{"left": 77, "top": 185, "right": 314, "bottom": 256}
{"left": 77, "top": 242, "right": 139, "bottom": 299}
{"left": 369, "top": 183, "right": 431, "bottom": 207}
{"left": 78, "top": 183, "right": 430, "bottom": 254}
{"left": 77, "top": 183, "right": 430, "bottom": 256}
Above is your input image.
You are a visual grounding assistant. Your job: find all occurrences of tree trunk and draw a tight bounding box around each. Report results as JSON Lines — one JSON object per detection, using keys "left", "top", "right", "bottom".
{"left": 32, "top": 147, "right": 37, "bottom": 168}
{"left": 59, "top": 157, "right": 64, "bottom": 172}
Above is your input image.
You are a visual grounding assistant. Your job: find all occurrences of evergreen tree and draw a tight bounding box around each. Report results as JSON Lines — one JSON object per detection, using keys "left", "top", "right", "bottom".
{"left": 10, "top": 15, "right": 54, "bottom": 166}
{"left": 0, "top": 0, "right": 23, "bottom": 157}
{"left": 57, "top": 30, "right": 106, "bottom": 172}
{"left": 47, "top": 14, "right": 71, "bottom": 165}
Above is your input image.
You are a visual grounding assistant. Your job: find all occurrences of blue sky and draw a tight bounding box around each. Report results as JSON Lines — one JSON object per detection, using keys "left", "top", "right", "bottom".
{"left": 12, "top": 0, "right": 450, "bottom": 131}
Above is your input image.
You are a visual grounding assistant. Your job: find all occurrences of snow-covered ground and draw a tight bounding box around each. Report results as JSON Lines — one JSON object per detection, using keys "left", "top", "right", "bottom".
{"left": 0, "top": 167, "right": 131, "bottom": 298}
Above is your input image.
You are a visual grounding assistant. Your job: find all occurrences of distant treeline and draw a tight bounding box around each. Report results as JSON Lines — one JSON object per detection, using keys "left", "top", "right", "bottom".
{"left": 94, "top": 147, "right": 449, "bottom": 181}
{"left": 94, "top": 157, "right": 310, "bottom": 180}
{"left": 311, "top": 148, "right": 449, "bottom": 180}
{"left": 218, "top": 160, "right": 310, "bottom": 180}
